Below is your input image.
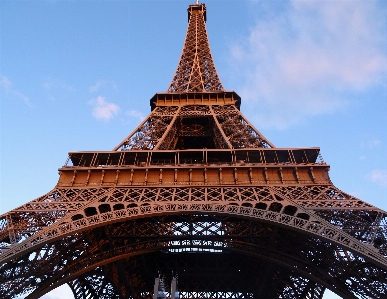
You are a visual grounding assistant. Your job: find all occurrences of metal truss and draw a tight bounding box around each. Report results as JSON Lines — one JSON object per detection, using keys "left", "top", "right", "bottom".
{"left": 114, "top": 107, "right": 180, "bottom": 151}
{"left": 114, "top": 104, "right": 274, "bottom": 151}
{"left": 167, "top": 4, "right": 223, "bottom": 92}
{"left": 1, "top": 183, "right": 386, "bottom": 298}
{"left": 1, "top": 2, "right": 387, "bottom": 299}
{"left": 68, "top": 268, "right": 122, "bottom": 299}
{"left": 1, "top": 215, "right": 386, "bottom": 298}
{"left": 211, "top": 105, "right": 273, "bottom": 148}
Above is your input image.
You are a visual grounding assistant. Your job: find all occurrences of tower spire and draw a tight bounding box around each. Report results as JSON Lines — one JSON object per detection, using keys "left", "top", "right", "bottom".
{"left": 167, "top": 3, "right": 223, "bottom": 92}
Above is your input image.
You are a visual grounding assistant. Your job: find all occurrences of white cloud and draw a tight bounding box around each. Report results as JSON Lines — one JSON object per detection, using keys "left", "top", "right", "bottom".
{"left": 0, "top": 75, "right": 31, "bottom": 106}
{"left": 1, "top": 75, "right": 12, "bottom": 90}
{"left": 42, "top": 77, "right": 75, "bottom": 101}
{"left": 89, "top": 80, "right": 107, "bottom": 92}
{"left": 229, "top": 0, "right": 387, "bottom": 129}
{"left": 126, "top": 109, "right": 145, "bottom": 121}
{"left": 43, "top": 78, "right": 74, "bottom": 92}
{"left": 89, "top": 79, "right": 117, "bottom": 93}
{"left": 360, "top": 138, "right": 382, "bottom": 149}
{"left": 89, "top": 96, "right": 120, "bottom": 121}
{"left": 367, "top": 169, "right": 387, "bottom": 186}
{"left": 367, "top": 139, "right": 382, "bottom": 149}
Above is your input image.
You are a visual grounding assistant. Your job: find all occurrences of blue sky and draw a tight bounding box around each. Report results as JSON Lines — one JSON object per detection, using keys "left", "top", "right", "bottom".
{"left": 1, "top": 0, "right": 386, "bottom": 298}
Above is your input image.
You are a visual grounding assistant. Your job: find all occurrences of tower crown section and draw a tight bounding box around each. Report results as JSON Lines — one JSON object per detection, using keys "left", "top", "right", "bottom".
{"left": 167, "top": 3, "right": 223, "bottom": 93}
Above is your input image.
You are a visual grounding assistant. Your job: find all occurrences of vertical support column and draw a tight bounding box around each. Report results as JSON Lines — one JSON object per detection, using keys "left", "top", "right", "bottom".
{"left": 85, "top": 170, "right": 91, "bottom": 186}
{"left": 115, "top": 170, "right": 120, "bottom": 185}
{"left": 171, "top": 276, "right": 177, "bottom": 299}
{"left": 70, "top": 170, "right": 77, "bottom": 186}
{"left": 130, "top": 169, "right": 134, "bottom": 185}
{"left": 294, "top": 167, "right": 300, "bottom": 183}
{"left": 153, "top": 277, "right": 160, "bottom": 299}
{"left": 309, "top": 167, "right": 316, "bottom": 183}
{"left": 366, "top": 212, "right": 384, "bottom": 245}
{"left": 6, "top": 213, "right": 16, "bottom": 244}
{"left": 100, "top": 170, "right": 105, "bottom": 185}
{"left": 279, "top": 167, "right": 284, "bottom": 184}
{"left": 263, "top": 167, "right": 268, "bottom": 183}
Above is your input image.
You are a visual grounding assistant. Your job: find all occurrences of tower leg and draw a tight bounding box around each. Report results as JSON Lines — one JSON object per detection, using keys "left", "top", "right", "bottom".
{"left": 153, "top": 277, "right": 160, "bottom": 299}
{"left": 171, "top": 277, "right": 177, "bottom": 299}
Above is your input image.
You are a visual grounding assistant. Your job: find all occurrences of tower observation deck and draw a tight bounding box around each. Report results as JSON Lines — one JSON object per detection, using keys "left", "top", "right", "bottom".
{"left": 1, "top": 3, "right": 386, "bottom": 299}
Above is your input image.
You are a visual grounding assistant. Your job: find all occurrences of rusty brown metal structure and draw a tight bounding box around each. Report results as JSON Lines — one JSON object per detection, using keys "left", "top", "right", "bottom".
{"left": 1, "top": 3, "right": 387, "bottom": 299}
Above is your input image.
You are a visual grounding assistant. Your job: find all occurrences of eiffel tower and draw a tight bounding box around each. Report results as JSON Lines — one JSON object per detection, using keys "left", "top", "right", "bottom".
{"left": 1, "top": 3, "right": 387, "bottom": 299}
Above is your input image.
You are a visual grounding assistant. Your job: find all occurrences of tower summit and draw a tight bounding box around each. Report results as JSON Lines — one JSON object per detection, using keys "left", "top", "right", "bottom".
{"left": 168, "top": 3, "right": 223, "bottom": 93}
{"left": 1, "top": 3, "right": 386, "bottom": 299}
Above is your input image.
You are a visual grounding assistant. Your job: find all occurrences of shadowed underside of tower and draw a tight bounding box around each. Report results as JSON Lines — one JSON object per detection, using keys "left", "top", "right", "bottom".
{"left": 1, "top": 3, "right": 387, "bottom": 299}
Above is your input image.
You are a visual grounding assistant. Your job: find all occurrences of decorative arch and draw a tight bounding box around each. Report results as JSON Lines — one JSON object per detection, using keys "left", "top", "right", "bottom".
{"left": 3, "top": 200, "right": 386, "bottom": 268}
{"left": 2, "top": 199, "right": 386, "bottom": 299}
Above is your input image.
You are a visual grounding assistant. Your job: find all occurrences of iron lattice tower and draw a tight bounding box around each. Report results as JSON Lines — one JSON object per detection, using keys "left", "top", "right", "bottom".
{"left": 1, "top": 3, "right": 387, "bottom": 299}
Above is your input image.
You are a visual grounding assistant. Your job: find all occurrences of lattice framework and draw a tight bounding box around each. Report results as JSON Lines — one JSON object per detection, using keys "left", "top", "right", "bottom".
{"left": 1, "top": 183, "right": 387, "bottom": 298}
{"left": 1, "top": 2, "right": 387, "bottom": 299}
{"left": 168, "top": 4, "right": 223, "bottom": 92}
{"left": 114, "top": 104, "right": 274, "bottom": 151}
